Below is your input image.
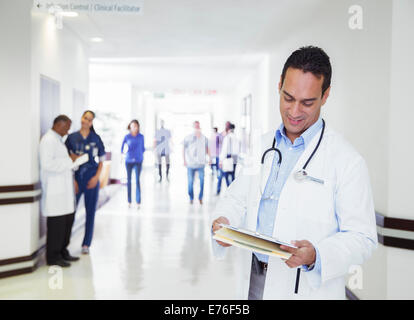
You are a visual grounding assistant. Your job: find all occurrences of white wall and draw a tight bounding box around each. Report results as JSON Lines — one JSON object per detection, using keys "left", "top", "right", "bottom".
{"left": 0, "top": 0, "right": 38, "bottom": 261}
{"left": 259, "top": 0, "right": 414, "bottom": 300}
{"left": 31, "top": 11, "right": 90, "bottom": 137}
{"left": 233, "top": 56, "right": 271, "bottom": 141}
{"left": 0, "top": 2, "right": 90, "bottom": 260}
{"left": 386, "top": 0, "right": 414, "bottom": 300}
{"left": 0, "top": 0, "right": 33, "bottom": 186}
{"left": 388, "top": 0, "right": 414, "bottom": 221}
{"left": 266, "top": 0, "right": 392, "bottom": 214}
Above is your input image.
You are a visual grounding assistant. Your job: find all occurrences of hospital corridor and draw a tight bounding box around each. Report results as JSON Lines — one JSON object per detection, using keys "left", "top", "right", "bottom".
{"left": 0, "top": 167, "right": 240, "bottom": 299}
{"left": 1, "top": 0, "right": 414, "bottom": 304}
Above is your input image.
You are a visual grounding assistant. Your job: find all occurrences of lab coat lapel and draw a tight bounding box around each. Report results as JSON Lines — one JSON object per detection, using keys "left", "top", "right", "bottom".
{"left": 271, "top": 126, "right": 324, "bottom": 239}
{"left": 247, "top": 132, "right": 275, "bottom": 230}
{"left": 291, "top": 126, "right": 324, "bottom": 175}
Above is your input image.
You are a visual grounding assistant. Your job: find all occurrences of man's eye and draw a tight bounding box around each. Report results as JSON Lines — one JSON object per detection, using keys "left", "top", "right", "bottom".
{"left": 284, "top": 96, "right": 293, "bottom": 102}
{"left": 303, "top": 102, "right": 314, "bottom": 107}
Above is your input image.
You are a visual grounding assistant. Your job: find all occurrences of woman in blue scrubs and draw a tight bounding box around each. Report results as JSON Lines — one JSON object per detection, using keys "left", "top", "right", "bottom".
{"left": 121, "top": 119, "right": 145, "bottom": 209}
{"left": 65, "top": 110, "right": 105, "bottom": 255}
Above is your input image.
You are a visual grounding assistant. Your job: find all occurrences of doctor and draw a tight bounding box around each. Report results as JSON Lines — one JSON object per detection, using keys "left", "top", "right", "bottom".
{"left": 65, "top": 110, "right": 106, "bottom": 255}
{"left": 40, "top": 115, "right": 80, "bottom": 267}
{"left": 211, "top": 46, "right": 378, "bottom": 300}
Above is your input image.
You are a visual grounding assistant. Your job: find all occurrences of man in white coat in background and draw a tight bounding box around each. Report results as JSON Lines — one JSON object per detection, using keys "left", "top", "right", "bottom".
{"left": 40, "top": 115, "right": 80, "bottom": 267}
{"left": 211, "top": 46, "right": 378, "bottom": 300}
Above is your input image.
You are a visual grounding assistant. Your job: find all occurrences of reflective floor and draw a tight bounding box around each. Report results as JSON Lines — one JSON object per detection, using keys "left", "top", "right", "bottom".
{"left": 0, "top": 166, "right": 240, "bottom": 299}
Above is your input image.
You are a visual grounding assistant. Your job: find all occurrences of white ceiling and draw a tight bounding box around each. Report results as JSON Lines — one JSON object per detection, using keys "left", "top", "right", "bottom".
{"left": 89, "top": 54, "right": 265, "bottom": 91}
{"left": 64, "top": 0, "right": 323, "bottom": 58}
{"left": 63, "top": 0, "right": 324, "bottom": 91}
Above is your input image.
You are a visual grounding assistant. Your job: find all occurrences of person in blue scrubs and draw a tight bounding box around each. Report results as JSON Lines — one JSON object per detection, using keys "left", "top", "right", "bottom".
{"left": 121, "top": 119, "right": 145, "bottom": 209}
{"left": 65, "top": 110, "right": 105, "bottom": 255}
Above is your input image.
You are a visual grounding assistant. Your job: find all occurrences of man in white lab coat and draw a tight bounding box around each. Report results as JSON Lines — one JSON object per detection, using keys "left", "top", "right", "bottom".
{"left": 40, "top": 115, "right": 80, "bottom": 267}
{"left": 211, "top": 46, "right": 378, "bottom": 299}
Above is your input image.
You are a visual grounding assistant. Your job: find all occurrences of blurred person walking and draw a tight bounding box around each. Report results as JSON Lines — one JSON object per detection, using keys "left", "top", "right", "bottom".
{"left": 154, "top": 120, "right": 172, "bottom": 182}
{"left": 65, "top": 110, "right": 106, "bottom": 255}
{"left": 122, "top": 119, "right": 145, "bottom": 209}
{"left": 183, "top": 121, "right": 209, "bottom": 205}
{"left": 208, "top": 127, "right": 222, "bottom": 177}
{"left": 216, "top": 121, "right": 231, "bottom": 194}
{"left": 220, "top": 123, "right": 240, "bottom": 186}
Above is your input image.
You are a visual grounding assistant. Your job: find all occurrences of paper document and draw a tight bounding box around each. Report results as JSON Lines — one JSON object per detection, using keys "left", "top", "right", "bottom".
{"left": 72, "top": 153, "right": 89, "bottom": 169}
{"left": 213, "top": 224, "right": 296, "bottom": 260}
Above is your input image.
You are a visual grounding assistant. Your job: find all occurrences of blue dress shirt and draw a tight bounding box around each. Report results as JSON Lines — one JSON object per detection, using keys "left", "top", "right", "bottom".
{"left": 255, "top": 118, "right": 323, "bottom": 275}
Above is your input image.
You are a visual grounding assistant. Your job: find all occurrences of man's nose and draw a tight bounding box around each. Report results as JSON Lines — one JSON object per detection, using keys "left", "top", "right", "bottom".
{"left": 289, "top": 101, "right": 303, "bottom": 117}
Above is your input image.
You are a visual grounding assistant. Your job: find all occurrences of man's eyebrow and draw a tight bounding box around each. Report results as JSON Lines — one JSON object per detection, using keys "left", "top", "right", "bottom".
{"left": 302, "top": 97, "right": 318, "bottom": 102}
{"left": 282, "top": 90, "right": 317, "bottom": 102}
{"left": 282, "top": 90, "right": 294, "bottom": 99}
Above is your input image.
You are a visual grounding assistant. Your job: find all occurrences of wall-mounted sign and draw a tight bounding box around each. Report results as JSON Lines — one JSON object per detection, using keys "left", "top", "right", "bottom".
{"left": 33, "top": 0, "right": 144, "bottom": 15}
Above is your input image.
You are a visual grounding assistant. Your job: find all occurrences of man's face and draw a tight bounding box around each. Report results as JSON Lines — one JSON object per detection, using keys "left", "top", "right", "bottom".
{"left": 279, "top": 67, "right": 330, "bottom": 140}
{"left": 55, "top": 121, "right": 71, "bottom": 137}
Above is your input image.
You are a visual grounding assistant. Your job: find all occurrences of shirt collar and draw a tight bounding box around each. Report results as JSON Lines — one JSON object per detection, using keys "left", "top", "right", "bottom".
{"left": 50, "top": 128, "right": 64, "bottom": 142}
{"left": 275, "top": 118, "right": 323, "bottom": 148}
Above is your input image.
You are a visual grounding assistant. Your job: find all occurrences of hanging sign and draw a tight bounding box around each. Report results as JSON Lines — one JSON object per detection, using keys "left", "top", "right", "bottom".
{"left": 33, "top": 0, "right": 144, "bottom": 15}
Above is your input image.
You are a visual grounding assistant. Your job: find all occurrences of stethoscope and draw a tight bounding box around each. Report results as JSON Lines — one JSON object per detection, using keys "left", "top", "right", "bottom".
{"left": 260, "top": 119, "right": 326, "bottom": 194}
{"left": 259, "top": 118, "right": 326, "bottom": 294}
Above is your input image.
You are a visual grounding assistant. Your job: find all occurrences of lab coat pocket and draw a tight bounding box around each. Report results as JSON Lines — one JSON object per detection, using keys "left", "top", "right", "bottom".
{"left": 295, "top": 178, "right": 336, "bottom": 242}
{"left": 46, "top": 174, "right": 66, "bottom": 196}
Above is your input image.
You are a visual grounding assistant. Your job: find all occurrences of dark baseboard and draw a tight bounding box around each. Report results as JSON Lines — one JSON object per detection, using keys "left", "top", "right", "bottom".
{"left": 0, "top": 185, "right": 120, "bottom": 279}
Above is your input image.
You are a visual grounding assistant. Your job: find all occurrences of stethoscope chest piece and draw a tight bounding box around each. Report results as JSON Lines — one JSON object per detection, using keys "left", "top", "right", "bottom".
{"left": 294, "top": 169, "right": 308, "bottom": 182}
{"left": 294, "top": 169, "right": 324, "bottom": 185}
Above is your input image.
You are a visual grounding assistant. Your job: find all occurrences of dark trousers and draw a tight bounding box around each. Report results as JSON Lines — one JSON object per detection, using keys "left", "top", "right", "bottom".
{"left": 211, "top": 156, "right": 219, "bottom": 175}
{"left": 126, "top": 162, "right": 142, "bottom": 203}
{"left": 224, "top": 164, "right": 237, "bottom": 186}
{"left": 46, "top": 213, "right": 75, "bottom": 264}
{"left": 248, "top": 254, "right": 267, "bottom": 300}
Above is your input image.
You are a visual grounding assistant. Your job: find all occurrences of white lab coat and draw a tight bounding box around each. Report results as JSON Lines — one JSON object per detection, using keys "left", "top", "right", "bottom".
{"left": 39, "top": 129, "right": 75, "bottom": 217}
{"left": 211, "top": 125, "right": 378, "bottom": 299}
{"left": 220, "top": 131, "right": 240, "bottom": 161}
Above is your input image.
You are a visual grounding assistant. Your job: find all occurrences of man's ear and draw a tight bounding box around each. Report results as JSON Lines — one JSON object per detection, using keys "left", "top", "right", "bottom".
{"left": 278, "top": 75, "right": 282, "bottom": 92}
{"left": 321, "top": 86, "right": 331, "bottom": 106}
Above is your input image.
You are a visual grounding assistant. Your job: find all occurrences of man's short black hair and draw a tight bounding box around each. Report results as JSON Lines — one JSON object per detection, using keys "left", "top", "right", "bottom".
{"left": 281, "top": 46, "right": 332, "bottom": 96}
{"left": 53, "top": 114, "right": 71, "bottom": 126}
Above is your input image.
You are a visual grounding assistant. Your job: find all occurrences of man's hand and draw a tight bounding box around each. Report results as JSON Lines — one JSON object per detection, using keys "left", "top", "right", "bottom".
{"left": 280, "top": 240, "right": 316, "bottom": 268}
{"left": 70, "top": 153, "right": 79, "bottom": 162}
{"left": 87, "top": 175, "right": 99, "bottom": 190}
{"left": 212, "top": 216, "right": 231, "bottom": 247}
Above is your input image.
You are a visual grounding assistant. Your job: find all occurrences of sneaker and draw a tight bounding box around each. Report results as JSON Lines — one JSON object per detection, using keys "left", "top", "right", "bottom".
{"left": 190, "top": 200, "right": 193, "bottom": 204}
{"left": 81, "top": 247, "right": 89, "bottom": 255}
{"left": 137, "top": 203, "right": 141, "bottom": 210}
{"left": 128, "top": 203, "right": 132, "bottom": 208}
{"left": 199, "top": 199, "right": 203, "bottom": 205}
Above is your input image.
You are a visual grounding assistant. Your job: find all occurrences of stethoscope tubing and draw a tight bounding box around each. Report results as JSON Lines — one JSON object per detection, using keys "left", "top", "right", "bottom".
{"left": 260, "top": 119, "right": 326, "bottom": 294}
